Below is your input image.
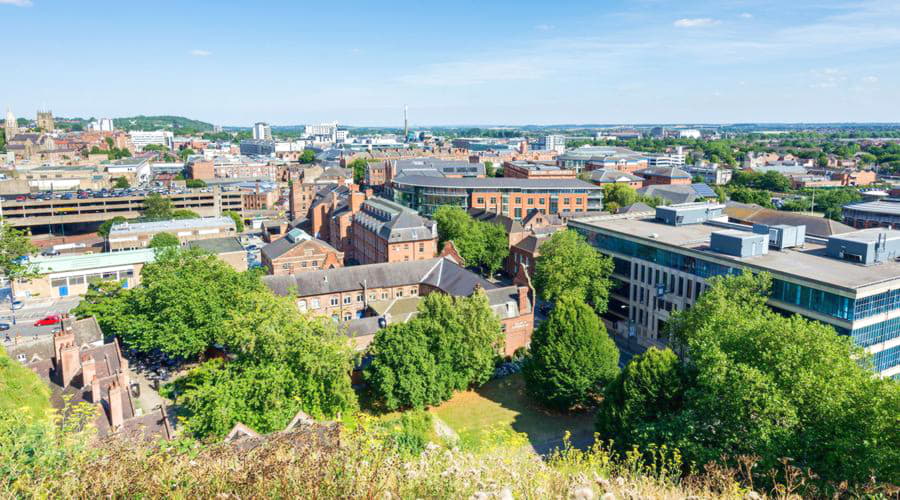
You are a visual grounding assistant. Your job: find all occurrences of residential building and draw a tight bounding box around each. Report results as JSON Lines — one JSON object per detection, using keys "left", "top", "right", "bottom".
{"left": 128, "top": 131, "right": 174, "bottom": 151}
{"left": 685, "top": 164, "right": 732, "bottom": 185}
{"left": 534, "top": 134, "right": 566, "bottom": 154}
{"left": 677, "top": 129, "right": 701, "bottom": 139}
{"left": 569, "top": 203, "right": 900, "bottom": 377}
{"left": 108, "top": 216, "right": 237, "bottom": 251}
{"left": 350, "top": 197, "right": 437, "bottom": 264}
{"left": 262, "top": 255, "right": 534, "bottom": 355}
{"left": 14, "top": 248, "right": 156, "bottom": 299}
{"left": 634, "top": 166, "right": 692, "bottom": 186}
{"left": 389, "top": 175, "right": 602, "bottom": 219}
{"left": 307, "top": 184, "right": 371, "bottom": 252}
{"left": 252, "top": 122, "right": 272, "bottom": 141}
{"left": 239, "top": 139, "right": 275, "bottom": 156}
{"left": 6, "top": 316, "right": 172, "bottom": 440}
{"left": 186, "top": 236, "right": 248, "bottom": 271}
{"left": 107, "top": 157, "right": 152, "bottom": 184}
{"left": 503, "top": 161, "right": 576, "bottom": 179}
{"left": 260, "top": 228, "right": 343, "bottom": 275}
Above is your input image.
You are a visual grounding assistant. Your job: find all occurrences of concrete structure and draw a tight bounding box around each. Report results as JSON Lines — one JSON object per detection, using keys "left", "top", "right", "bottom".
{"left": 389, "top": 175, "right": 602, "bottom": 219}
{"left": 843, "top": 199, "right": 900, "bottom": 230}
{"left": 128, "top": 131, "right": 174, "bottom": 151}
{"left": 21, "top": 165, "right": 110, "bottom": 191}
{"left": 502, "top": 161, "right": 576, "bottom": 179}
{"left": 252, "top": 122, "right": 272, "bottom": 141}
{"left": 15, "top": 249, "right": 156, "bottom": 299}
{"left": 106, "top": 157, "right": 152, "bottom": 185}
{"left": 263, "top": 255, "right": 534, "bottom": 355}
{"left": 108, "top": 216, "right": 237, "bottom": 251}
{"left": 535, "top": 134, "right": 566, "bottom": 154}
{"left": 569, "top": 203, "right": 900, "bottom": 378}
{"left": 6, "top": 316, "right": 172, "bottom": 440}
{"left": 685, "top": 164, "right": 732, "bottom": 185}
{"left": 260, "top": 228, "right": 343, "bottom": 275}
{"left": 239, "top": 140, "right": 275, "bottom": 156}
{"left": 186, "top": 236, "right": 248, "bottom": 271}
{"left": 350, "top": 197, "right": 437, "bottom": 264}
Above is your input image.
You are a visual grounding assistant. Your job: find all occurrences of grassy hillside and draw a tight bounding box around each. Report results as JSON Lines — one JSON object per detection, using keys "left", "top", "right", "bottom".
{"left": 0, "top": 349, "right": 50, "bottom": 421}
{"left": 113, "top": 115, "right": 214, "bottom": 132}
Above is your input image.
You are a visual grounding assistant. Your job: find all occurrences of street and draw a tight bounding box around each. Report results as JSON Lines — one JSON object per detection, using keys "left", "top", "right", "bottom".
{"left": 0, "top": 295, "right": 82, "bottom": 344}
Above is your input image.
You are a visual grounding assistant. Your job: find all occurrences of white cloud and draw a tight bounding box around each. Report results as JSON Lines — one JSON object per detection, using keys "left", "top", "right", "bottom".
{"left": 673, "top": 18, "right": 720, "bottom": 28}
{"left": 862, "top": 75, "right": 879, "bottom": 84}
{"left": 535, "top": 24, "right": 555, "bottom": 31}
{"left": 810, "top": 68, "right": 848, "bottom": 88}
{"left": 739, "top": 13, "right": 753, "bottom": 19}
{"left": 0, "top": 0, "right": 33, "bottom": 6}
{"left": 189, "top": 49, "right": 212, "bottom": 57}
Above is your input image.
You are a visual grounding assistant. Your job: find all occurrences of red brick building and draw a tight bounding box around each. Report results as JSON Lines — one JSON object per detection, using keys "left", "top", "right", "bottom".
{"left": 350, "top": 198, "right": 437, "bottom": 265}
{"left": 260, "top": 228, "right": 344, "bottom": 275}
{"left": 633, "top": 166, "right": 692, "bottom": 186}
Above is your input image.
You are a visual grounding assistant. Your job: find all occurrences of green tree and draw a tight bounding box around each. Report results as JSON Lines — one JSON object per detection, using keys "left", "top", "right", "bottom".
{"left": 366, "top": 289, "right": 503, "bottom": 411}
{"left": 299, "top": 149, "right": 316, "bottom": 164}
{"left": 168, "top": 289, "right": 358, "bottom": 437}
{"left": 534, "top": 230, "right": 613, "bottom": 314}
{"left": 113, "top": 176, "right": 130, "bottom": 189}
{"left": 599, "top": 272, "right": 900, "bottom": 486}
{"left": 172, "top": 209, "right": 200, "bottom": 219}
{"left": 97, "top": 216, "right": 127, "bottom": 238}
{"left": 141, "top": 144, "right": 169, "bottom": 153}
{"left": 185, "top": 179, "right": 207, "bottom": 188}
{"left": 0, "top": 219, "right": 39, "bottom": 284}
{"left": 484, "top": 161, "right": 497, "bottom": 177}
{"left": 601, "top": 184, "right": 638, "bottom": 212}
{"left": 755, "top": 170, "right": 791, "bottom": 192}
{"left": 595, "top": 347, "right": 686, "bottom": 450}
{"left": 523, "top": 294, "right": 619, "bottom": 410}
{"left": 223, "top": 210, "right": 244, "bottom": 232}
{"left": 149, "top": 232, "right": 179, "bottom": 249}
{"left": 433, "top": 206, "right": 508, "bottom": 275}
{"left": 348, "top": 157, "right": 368, "bottom": 184}
{"left": 180, "top": 148, "right": 195, "bottom": 160}
{"left": 143, "top": 193, "right": 173, "bottom": 220}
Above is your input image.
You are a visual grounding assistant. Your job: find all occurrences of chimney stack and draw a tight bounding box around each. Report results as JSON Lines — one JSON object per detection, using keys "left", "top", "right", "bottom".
{"left": 80, "top": 354, "right": 95, "bottom": 389}
{"left": 350, "top": 191, "right": 365, "bottom": 214}
{"left": 108, "top": 380, "right": 124, "bottom": 430}
{"left": 91, "top": 375, "right": 101, "bottom": 404}
{"left": 53, "top": 328, "right": 75, "bottom": 362}
{"left": 60, "top": 342, "right": 80, "bottom": 388}
{"left": 517, "top": 286, "right": 531, "bottom": 315}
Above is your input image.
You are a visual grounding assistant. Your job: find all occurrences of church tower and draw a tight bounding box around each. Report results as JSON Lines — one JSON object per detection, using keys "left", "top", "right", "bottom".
{"left": 4, "top": 108, "right": 17, "bottom": 142}
{"left": 36, "top": 108, "right": 54, "bottom": 132}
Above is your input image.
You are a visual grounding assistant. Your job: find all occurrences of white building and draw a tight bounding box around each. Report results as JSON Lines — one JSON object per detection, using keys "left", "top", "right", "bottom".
{"left": 275, "top": 140, "right": 309, "bottom": 152}
{"left": 252, "top": 122, "right": 272, "bottom": 141}
{"left": 107, "top": 157, "right": 152, "bottom": 184}
{"left": 678, "top": 129, "right": 702, "bottom": 139}
{"left": 304, "top": 122, "right": 338, "bottom": 142}
{"left": 89, "top": 118, "right": 114, "bottom": 132}
{"left": 539, "top": 134, "right": 566, "bottom": 154}
{"left": 335, "top": 129, "right": 349, "bottom": 142}
{"left": 128, "top": 130, "right": 174, "bottom": 151}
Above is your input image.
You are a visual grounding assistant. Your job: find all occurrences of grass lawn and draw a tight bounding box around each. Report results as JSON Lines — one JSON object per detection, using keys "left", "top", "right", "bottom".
{"left": 430, "top": 373, "right": 596, "bottom": 454}
{"left": 0, "top": 349, "right": 51, "bottom": 421}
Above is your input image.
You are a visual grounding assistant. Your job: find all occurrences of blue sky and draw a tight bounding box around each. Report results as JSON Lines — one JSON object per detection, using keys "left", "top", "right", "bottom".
{"left": 2, "top": 0, "right": 900, "bottom": 126}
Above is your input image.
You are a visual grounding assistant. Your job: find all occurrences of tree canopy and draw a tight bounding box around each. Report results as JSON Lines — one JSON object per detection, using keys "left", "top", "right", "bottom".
{"left": 533, "top": 229, "right": 613, "bottom": 314}
{"left": 223, "top": 210, "right": 244, "bottom": 233}
{"left": 366, "top": 289, "right": 504, "bottom": 410}
{"left": 524, "top": 294, "right": 619, "bottom": 410}
{"left": 0, "top": 219, "right": 38, "bottom": 282}
{"left": 596, "top": 272, "right": 900, "bottom": 486}
{"left": 113, "top": 176, "right": 130, "bottom": 189}
{"left": 149, "top": 232, "right": 179, "bottom": 249}
{"left": 433, "top": 206, "right": 509, "bottom": 275}
{"left": 348, "top": 157, "right": 368, "bottom": 185}
{"left": 142, "top": 193, "right": 174, "bottom": 220}
{"left": 299, "top": 149, "right": 316, "bottom": 164}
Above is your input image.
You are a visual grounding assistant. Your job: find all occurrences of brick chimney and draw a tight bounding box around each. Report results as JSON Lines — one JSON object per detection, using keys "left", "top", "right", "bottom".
{"left": 350, "top": 191, "right": 365, "bottom": 214}
{"left": 517, "top": 286, "right": 531, "bottom": 315}
{"left": 60, "top": 342, "right": 80, "bottom": 388}
{"left": 108, "top": 379, "right": 124, "bottom": 430}
{"left": 53, "top": 328, "right": 75, "bottom": 362}
{"left": 91, "top": 375, "right": 101, "bottom": 404}
{"left": 80, "top": 354, "right": 95, "bottom": 389}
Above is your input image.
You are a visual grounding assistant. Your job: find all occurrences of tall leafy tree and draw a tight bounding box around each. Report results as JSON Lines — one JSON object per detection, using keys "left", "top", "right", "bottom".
{"left": 534, "top": 229, "right": 613, "bottom": 314}
{"left": 366, "top": 322, "right": 442, "bottom": 411}
{"left": 143, "top": 193, "right": 173, "bottom": 220}
{"left": 601, "top": 184, "right": 638, "bottom": 212}
{"left": 524, "top": 293, "right": 619, "bottom": 410}
{"left": 149, "top": 232, "right": 179, "bottom": 249}
{"left": 98, "top": 216, "right": 127, "bottom": 239}
{"left": 433, "top": 205, "right": 508, "bottom": 275}
{"left": 0, "top": 219, "right": 38, "bottom": 283}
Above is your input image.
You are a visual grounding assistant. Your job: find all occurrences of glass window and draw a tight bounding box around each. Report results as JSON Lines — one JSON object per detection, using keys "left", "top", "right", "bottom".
{"left": 69, "top": 275, "right": 85, "bottom": 285}
{"left": 311, "top": 298, "right": 320, "bottom": 309}
{"left": 51, "top": 278, "right": 67, "bottom": 288}
{"left": 330, "top": 296, "right": 339, "bottom": 306}
{"left": 297, "top": 300, "right": 307, "bottom": 311}
{"left": 343, "top": 296, "right": 351, "bottom": 304}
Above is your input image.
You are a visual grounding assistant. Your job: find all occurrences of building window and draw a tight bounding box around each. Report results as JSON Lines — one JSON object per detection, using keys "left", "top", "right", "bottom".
{"left": 330, "top": 296, "right": 339, "bottom": 306}
{"left": 515, "top": 197, "right": 521, "bottom": 203}
{"left": 476, "top": 197, "right": 484, "bottom": 204}
{"left": 527, "top": 198, "right": 533, "bottom": 205}
{"left": 297, "top": 300, "right": 307, "bottom": 311}
{"left": 282, "top": 263, "right": 291, "bottom": 269}
{"left": 312, "top": 260, "right": 318, "bottom": 267}
{"left": 311, "top": 298, "right": 320, "bottom": 309}
{"left": 514, "top": 208, "right": 521, "bottom": 218}
{"left": 381, "top": 292, "right": 388, "bottom": 300}
{"left": 396, "top": 290, "right": 404, "bottom": 298}
{"left": 343, "top": 313, "right": 352, "bottom": 321}
{"left": 357, "top": 294, "right": 363, "bottom": 302}
{"left": 343, "top": 296, "right": 352, "bottom": 304}
{"left": 301, "top": 261, "right": 307, "bottom": 268}
{"left": 410, "top": 288, "right": 418, "bottom": 295}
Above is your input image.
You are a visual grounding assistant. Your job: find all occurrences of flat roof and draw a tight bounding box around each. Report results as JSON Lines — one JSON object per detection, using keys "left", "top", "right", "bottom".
{"left": 571, "top": 216, "right": 900, "bottom": 292}
{"left": 844, "top": 200, "right": 900, "bottom": 216}
{"left": 30, "top": 248, "right": 156, "bottom": 274}
{"left": 110, "top": 216, "right": 234, "bottom": 235}
{"left": 393, "top": 174, "right": 600, "bottom": 190}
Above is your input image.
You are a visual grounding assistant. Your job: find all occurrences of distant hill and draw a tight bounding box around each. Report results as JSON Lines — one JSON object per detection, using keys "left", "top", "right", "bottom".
{"left": 113, "top": 115, "right": 214, "bottom": 132}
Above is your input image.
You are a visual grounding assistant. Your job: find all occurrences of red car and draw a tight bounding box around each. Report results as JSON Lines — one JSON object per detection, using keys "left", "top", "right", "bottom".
{"left": 34, "top": 314, "right": 62, "bottom": 327}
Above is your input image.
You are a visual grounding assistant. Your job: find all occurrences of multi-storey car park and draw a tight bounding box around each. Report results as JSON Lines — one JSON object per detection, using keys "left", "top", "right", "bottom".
{"left": 569, "top": 202, "right": 900, "bottom": 378}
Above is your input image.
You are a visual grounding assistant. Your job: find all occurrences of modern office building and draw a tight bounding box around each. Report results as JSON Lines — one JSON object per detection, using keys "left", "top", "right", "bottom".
{"left": 534, "top": 134, "right": 566, "bottom": 154}
{"left": 389, "top": 175, "right": 602, "bottom": 219}
{"left": 569, "top": 203, "right": 900, "bottom": 378}
{"left": 239, "top": 139, "right": 276, "bottom": 156}
{"left": 557, "top": 146, "right": 648, "bottom": 173}
{"left": 503, "top": 161, "right": 576, "bottom": 179}
{"left": 128, "top": 131, "right": 174, "bottom": 151}
{"left": 252, "top": 122, "right": 272, "bottom": 141}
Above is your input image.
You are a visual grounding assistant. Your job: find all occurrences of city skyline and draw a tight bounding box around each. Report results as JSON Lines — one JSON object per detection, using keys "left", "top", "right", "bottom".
{"left": 2, "top": 0, "right": 900, "bottom": 125}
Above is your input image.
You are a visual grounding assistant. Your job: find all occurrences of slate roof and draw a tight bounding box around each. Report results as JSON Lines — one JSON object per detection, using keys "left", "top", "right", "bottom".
{"left": 724, "top": 202, "right": 855, "bottom": 238}
{"left": 260, "top": 231, "right": 338, "bottom": 261}
{"left": 634, "top": 166, "right": 691, "bottom": 179}
{"left": 589, "top": 169, "right": 644, "bottom": 184}
{"left": 512, "top": 234, "right": 548, "bottom": 254}
{"left": 638, "top": 184, "right": 717, "bottom": 205}
{"left": 5, "top": 317, "right": 103, "bottom": 363}
{"left": 618, "top": 202, "right": 654, "bottom": 214}
{"left": 353, "top": 198, "right": 436, "bottom": 243}
{"left": 393, "top": 175, "right": 600, "bottom": 190}
{"left": 467, "top": 209, "right": 524, "bottom": 234}
{"left": 187, "top": 236, "right": 244, "bottom": 254}
{"left": 263, "top": 257, "right": 494, "bottom": 297}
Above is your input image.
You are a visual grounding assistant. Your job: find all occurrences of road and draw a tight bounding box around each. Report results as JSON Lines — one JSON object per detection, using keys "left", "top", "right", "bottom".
{"left": 0, "top": 295, "right": 82, "bottom": 343}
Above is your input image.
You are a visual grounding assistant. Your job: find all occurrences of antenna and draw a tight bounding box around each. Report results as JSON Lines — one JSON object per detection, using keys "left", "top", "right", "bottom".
{"left": 403, "top": 105, "right": 408, "bottom": 143}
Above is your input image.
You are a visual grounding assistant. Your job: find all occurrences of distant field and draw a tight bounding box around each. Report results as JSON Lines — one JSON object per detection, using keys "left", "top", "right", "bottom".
{"left": 430, "top": 373, "right": 595, "bottom": 454}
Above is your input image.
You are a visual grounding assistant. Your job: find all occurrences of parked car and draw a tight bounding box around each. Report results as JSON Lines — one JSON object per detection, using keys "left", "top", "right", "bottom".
{"left": 10, "top": 300, "right": 23, "bottom": 310}
{"left": 15, "top": 195, "right": 25, "bottom": 202}
{"left": 34, "top": 314, "right": 62, "bottom": 327}
{"left": 41, "top": 248, "right": 60, "bottom": 256}
{"left": 0, "top": 323, "right": 10, "bottom": 331}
